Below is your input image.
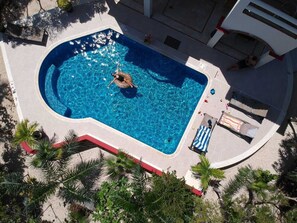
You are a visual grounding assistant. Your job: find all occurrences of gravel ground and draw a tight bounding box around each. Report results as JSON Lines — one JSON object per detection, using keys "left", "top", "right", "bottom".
{"left": 0, "top": 48, "right": 19, "bottom": 157}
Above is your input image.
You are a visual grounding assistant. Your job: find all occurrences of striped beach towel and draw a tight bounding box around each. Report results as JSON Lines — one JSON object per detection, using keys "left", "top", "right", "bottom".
{"left": 218, "top": 112, "right": 243, "bottom": 133}
{"left": 193, "top": 125, "right": 211, "bottom": 152}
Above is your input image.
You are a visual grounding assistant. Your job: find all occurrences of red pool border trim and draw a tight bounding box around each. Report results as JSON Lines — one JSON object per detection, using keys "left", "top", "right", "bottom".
{"left": 21, "top": 134, "right": 202, "bottom": 196}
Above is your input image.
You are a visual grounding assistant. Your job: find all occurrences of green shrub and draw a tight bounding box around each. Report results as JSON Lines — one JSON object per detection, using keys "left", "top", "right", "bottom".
{"left": 57, "top": 0, "right": 73, "bottom": 12}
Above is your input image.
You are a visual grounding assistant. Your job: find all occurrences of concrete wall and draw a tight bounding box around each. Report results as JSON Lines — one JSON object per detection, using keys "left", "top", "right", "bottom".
{"left": 222, "top": 0, "right": 297, "bottom": 55}
{"left": 290, "top": 48, "right": 297, "bottom": 72}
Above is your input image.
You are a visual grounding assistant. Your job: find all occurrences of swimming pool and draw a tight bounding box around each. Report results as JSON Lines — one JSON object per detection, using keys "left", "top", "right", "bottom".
{"left": 39, "top": 29, "right": 207, "bottom": 154}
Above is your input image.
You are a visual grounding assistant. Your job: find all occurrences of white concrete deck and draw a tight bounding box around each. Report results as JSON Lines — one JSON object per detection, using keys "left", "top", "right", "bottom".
{"left": 0, "top": 0, "right": 293, "bottom": 190}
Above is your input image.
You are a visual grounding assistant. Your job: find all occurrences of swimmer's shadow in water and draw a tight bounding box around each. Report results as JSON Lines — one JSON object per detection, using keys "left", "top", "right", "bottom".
{"left": 120, "top": 87, "right": 142, "bottom": 98}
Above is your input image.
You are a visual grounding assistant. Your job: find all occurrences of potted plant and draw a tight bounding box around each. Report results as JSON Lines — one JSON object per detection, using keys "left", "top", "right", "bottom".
{"left": 13, "top": 119, "right": 40, "bottom": 148}
{"left": 57, "top": 0, "right": 73, "bottom": 12}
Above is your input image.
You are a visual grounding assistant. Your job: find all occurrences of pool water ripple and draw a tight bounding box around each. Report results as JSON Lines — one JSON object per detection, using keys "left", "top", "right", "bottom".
{"left": 39, "top": 29, "right": 207, "bottom": 154}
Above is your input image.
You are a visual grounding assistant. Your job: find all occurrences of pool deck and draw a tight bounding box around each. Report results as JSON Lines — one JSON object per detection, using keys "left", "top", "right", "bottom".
{"left": 0, "top": 0, "right": 293, "bottom": 191}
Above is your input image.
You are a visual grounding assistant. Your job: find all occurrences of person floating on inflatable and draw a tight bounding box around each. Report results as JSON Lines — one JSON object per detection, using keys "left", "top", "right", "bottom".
{"left": 108, "top": 64, "right": 137, "bottom": 88}
{"left": 108, "top": 72, "right": 137, "bottom": 88}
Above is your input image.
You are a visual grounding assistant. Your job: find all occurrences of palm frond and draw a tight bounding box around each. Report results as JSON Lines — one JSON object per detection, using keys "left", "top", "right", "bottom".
{"left": 0, "top": 172, "right": 29, "bottom": 195}
{"left": 0, "top": 173, "right": 57, "bottom": 206}
{"left": 210, "top": 168, "right": 225, "bottom": 180}
{"left": 199, "top": 154, "right": 210, "bottom": 167}
{"left": 131, "top": 163, "right": 148, "bottom": 192}
{"left": 191, "top": 155, "right": 210, "bottom": 174}
{"left": 59, "top": 183, "right": 94, "bottom": 203}
{"left": 62, "top": 159, "right": 103, "bottom": 185}
{"left": 29, "top": 181, "right": 59, "bottom": 205}
{"left": 222, "top": 165, "right": 253, "bottom": 199}
{"left": 13, "top": 119, "right": 38, "bottom": 146}
{"left": 60, "top": 130, "right": 79, "bottom": 158}
{"left": 79, "top": 160, "right": 104, "bottom": 191}
{"left": 129, "top": 164, "right": 149, "bottom": 214}
{"left": 31, "top": 140, "right": 57, "bottom": 168}
{"left": 39, "top": 160, "right": 64, "bottom": 182}
{"left": 105, "top": 151, "right": 136, "bottom": 180}
{"left": 191, "top": 155, "right": 225, "bottom": 191}
{"left": 200, "top": 174, "right": 210, "bottom": 192}
{"left": 286, "top": 170, "right": 297, "bottom": 182}
{"left": 191, "top": 165, "right": 205, "bottom": 176}
{"left": 105, "top": 158, "right": 123, "bottom": 180}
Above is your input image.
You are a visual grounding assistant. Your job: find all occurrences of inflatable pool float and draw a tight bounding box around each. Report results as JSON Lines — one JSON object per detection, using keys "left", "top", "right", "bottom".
{"left": 114, "top": 72, "right": 134, "bottom": 88}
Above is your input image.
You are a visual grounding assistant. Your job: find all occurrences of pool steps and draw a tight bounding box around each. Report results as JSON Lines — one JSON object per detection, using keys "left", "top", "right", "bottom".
{"left": 45, "top": 65, "right": 71, "bottom": 117}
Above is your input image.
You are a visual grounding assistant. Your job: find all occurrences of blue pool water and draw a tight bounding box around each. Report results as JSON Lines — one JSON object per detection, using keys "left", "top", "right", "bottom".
{"left": 39, "top": 29, "right": 207, "bottom": 154}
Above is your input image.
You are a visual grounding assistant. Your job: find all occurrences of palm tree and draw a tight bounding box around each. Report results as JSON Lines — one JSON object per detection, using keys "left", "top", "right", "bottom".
{"left": 105, "top": 150, "right": 136, "bottom": 180}
{"left": 1, "top": 157, "right": 104, "bottom": 209}
{"left": 31, "top": 140, "right": 62, "bottom": 168}
{"left": 31, "top": 130, "right": 78, "bottom": 169}
{"left": 0, "top": 172, "right": 43, "bottom": 222}
{"left": 12, "top": 119, "right": 39, "bottom": 147}
{"left": 248, "top": 168, "right": 277, "bottom": 201}
{"left": 191, "top": 155, "right": 225, "bottom": 192}
{"left": 221, "top": 166, "right": 282, "bottom": 223}
{"left": 2, "top": 129, "right": 104, "bottom": 212}
{"left": 222, "top": 166, "right": 277, "bottom": 203}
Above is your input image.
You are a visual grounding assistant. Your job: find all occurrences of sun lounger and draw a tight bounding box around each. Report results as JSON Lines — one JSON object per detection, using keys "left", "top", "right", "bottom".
{"left": 229, "top": 91, "right": 269, "bottom": 118}
{"left": 189, "top": 113, "right": 217, "bottom": 154}
{"left": 218, "top": 111, "right": 258, "bottom": 139}
{"left": 4, "top": 23, "right": 48, "bottom": 45}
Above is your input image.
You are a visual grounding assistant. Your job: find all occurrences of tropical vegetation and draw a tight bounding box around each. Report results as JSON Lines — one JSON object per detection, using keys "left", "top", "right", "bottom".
{"left": 2, "top": 130, "right": 104, "bottom": 215}
{"left": 191, "top": 154, "right": 225, "bottom": 191}
{"left": 12, "top": 119, "right": 40, "bottom": 147}
{"left": 1, "top": 1, "right": 296, "bottom": 220}
{"left": 220, "top": 166, "right": 281, "bottom": 223}
{"left": 93, "top": 168, "right": 195, "bottom": 223}
{"left": 57, "top": 0, "right": 73, "bottom": 12}
{"left": 0, "top": 114, "right": 297, "bottom": 222}
{"left": 105, "top": 150, "right": 136, "bottom": 180}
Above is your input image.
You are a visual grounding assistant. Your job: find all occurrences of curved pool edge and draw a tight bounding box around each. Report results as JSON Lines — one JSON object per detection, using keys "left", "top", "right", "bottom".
{"left": 211, "top": 54, "right": 294, "bottom": 169}
{"left": 34, "top": 25, "right": 122, "bottom": 121}
{"left": 3, "top": 20, "right": 288, "bottom": 172}
{"left": 35, "top": 25, "right": 211, "bottom": 157}
{"left": 3, "top": 22, "right": 289, "bottom": 198}
{"left": 2, "top": 8, "right": 290, "bottom": 199}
